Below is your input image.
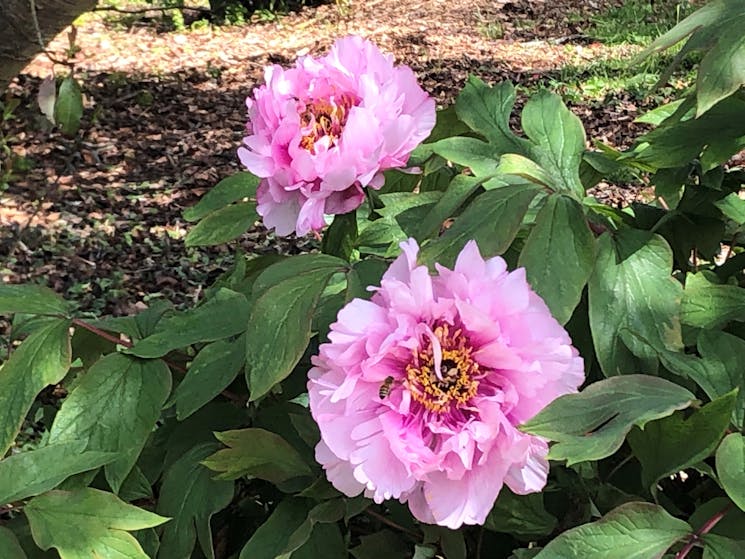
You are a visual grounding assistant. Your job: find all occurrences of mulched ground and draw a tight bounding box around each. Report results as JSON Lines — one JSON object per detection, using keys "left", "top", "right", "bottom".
{"left": 1, "top": 0, "right": 660, "bottom": 326}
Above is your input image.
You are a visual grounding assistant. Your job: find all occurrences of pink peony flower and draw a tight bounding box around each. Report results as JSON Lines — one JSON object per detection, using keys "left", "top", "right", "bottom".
{"left": 308, "top": 239, "right": 585, "bottom": 529}
{"left": 238, "top": 36, "right": 436, "bottom": 236}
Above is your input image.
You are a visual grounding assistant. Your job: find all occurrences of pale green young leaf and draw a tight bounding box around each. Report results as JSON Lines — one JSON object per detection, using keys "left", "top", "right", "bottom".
{"left": 48, "top": 353, "right": 171, "bottom": 493}
{"left": 129, "top": 288, "right": 250, "bottom": 358}
{"left": 533, "top": 502, "right": 691, "bottom": 559}
{"left": 628, "top": 391, "right": 737, "bottom": 493}
{"left": 202, "top": 428, "right": 312, "bottom": 483}
{"left": 246, "top": 256, "right": 347, "bottom": 401}
{"left": 716, "top": 433, "right": 745, "bottom": 512}
{"left": 184, "top": 172, "right": 259, "bottom": 222}
{"left": 588, "top": 231, "right": 683, "bottom": 377}
{"left": 519, "top": 194, "right": 596, "bottom": 325}
{"left": 520, "top": 375, "right": 695, "bottom": 465}
{"left": 53, "top": 76, "right": 83, "bottom": 136}
{"left": 0, "top": 319, "right": 71, "bottom": 455}
{"left": 0, "top": 441, "right": 117, "bottom": 504}
{"left": 185, "top": 202, "right": 258, "bottom": 247}
{"left": 0, "top": 285, "right": 70, "bottom": 316}
{"left": 25, "top": 488, "right": 168, "bottom": 559}
{"left": 170, "top": 335, "right": 245, "bottom": 420}
{"left": 420, "top": 184, "right": 542, "bottom": 267}
{"left": 0, "top": 526, "right": 27, "bottom": 559}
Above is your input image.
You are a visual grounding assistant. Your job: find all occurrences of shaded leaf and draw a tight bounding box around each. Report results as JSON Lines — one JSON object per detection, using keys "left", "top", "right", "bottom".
{"left": 716, "top": 433, "right": 745, "bottom": 512}
{"left": 485, "top": 490, "right": 557, "bottom": 538}
{"left": 702, "top": 534, "right": 745, "bottom": 559}
{"left": 239, "top": 499, "right": 310, "bottom": 559}
{"left": 0, "top": 526, "right": 27, "bottom": 559}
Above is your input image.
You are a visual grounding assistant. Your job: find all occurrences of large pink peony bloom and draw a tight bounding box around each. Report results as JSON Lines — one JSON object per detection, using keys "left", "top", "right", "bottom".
{"left": 238, "top": 36, "right": 436, "bottom": 236}
{"left": 308, "top": 240, "right": 585, "bottom": 529}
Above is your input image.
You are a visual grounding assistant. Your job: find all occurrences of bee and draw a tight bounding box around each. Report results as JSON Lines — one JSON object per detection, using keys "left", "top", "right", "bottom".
{"left": 378, "top": 376, "right": 395, "bottom": 400}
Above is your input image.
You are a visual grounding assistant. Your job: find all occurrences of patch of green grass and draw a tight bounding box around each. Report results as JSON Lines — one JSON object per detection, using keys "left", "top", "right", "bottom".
{"left": 589, "top": 0, "right": 696, "bottom": 45}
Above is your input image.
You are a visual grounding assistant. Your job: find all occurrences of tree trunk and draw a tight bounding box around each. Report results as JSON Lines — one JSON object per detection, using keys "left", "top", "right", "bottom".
{"left": 0, "top": 0, "right": 96, "bottom": 92}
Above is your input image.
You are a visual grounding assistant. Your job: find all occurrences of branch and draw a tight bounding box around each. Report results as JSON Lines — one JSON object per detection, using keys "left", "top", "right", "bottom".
{"left": 92, "top": 5, "right": 210, "bottom": 15}
{"left": 675, "top": 503, "right": 733, "bottom": 559}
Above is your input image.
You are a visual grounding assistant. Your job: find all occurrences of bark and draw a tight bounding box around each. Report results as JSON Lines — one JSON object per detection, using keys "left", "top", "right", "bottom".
{"left": 0, "top": 0, "right": 96, "bottom": 92}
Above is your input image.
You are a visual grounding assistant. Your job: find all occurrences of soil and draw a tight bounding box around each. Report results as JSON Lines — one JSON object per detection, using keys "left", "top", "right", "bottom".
{"left": 1, "top": 0, "right": 659, "bottom": 323}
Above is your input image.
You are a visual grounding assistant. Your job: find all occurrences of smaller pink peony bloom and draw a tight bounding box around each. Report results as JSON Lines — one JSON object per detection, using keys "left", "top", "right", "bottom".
{"left": 238, "top": 36, "right": 436, "bottom": 236}
{"left": 308, "top": 240, "right": 585, "bottom": 529}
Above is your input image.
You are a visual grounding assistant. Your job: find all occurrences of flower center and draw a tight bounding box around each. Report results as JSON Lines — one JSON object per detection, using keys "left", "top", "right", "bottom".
{"left": 299, "top": 93, "right": 357, "bottom": 154}
{"left": 405, "top": 323, "right": 480, "bottom": 414}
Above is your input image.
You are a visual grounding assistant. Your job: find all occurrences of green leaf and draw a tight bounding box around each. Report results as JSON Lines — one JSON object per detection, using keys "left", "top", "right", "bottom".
{"left": 420, "top": 183, "right": 542, "bottom": 267}
{"left": 533, "top": 502, "right": 691, "bottom": 559}
{"left": 0, "top": 526, "right": 27, "bottom": 559}
{"left": 184, "top": 172, "right": 259, "bottom": 222}
{"left": 485, "top": 490, "right": 557, "bottom": 538}
{"left": 681, "top": 272, "right": 745, "bottom": 329}
{"left": 48, "top": 353, "right": 171, "bottom": 493}
{"left": 351, "top": 530, "right": 409, "bottom": 559}
{"left": 53, "top": 76, "right": 83, "bottom": 136}
{"left": 713, "top": 193, "right": 745, "bottom": 224}
{"left": 185, "top": 202, "right": 258, "bottom": 247}
{"left": 0, "top": 285, "right": 70, "bottom": 316}
{"left": 203, "top": 428, "right": 312, "bottom": 483}
{"left": 129, "top": 288, "right": 250, "bottom": 358}
{"left": 628, "top": 391, "right": 737, "bottom": 492}
{"left": 291, "top": 522, "right": 346, "bottom": 559}
{"left": 702, "top": 534, "right": 745, "bottom": 559}
{"left": 518, "top": 194, "right": 596, "bottom": 325}
{"left": 521, "top": 90, "right": 586, "bottom": 198}
{"left": 322, "top": 211, "right": 358, "bottom": 260}
{"left": 520, "top": 375, "right": 696, "bottom": 465}
{"left": 0, "top": 319, "right": 71, "bottom": 456}
{"left": 239, "top": 499, "right": 310, "bottom": 559}
{"left": 25, "top": 488, "right": 168, "bottom": 559}
{"left": 279, "top": 499, "right": 346, "bottom": 556}
{"left": 716, "top": 433, "right": 745, "bottom": 512}
{"left": 246, "top": 255, "right": 347, "bottom": 401}
{"left": 157, "top": 443, "right": 234, "bottom": 559}
{"left": 0, "top": 441, "right": 117, "bottom": 504}
{"left": 454, "top": 77, "right": 527, "bottom": 154}
{"left": 697, "top": 331, "right": 745, "bottom": 429}
{"left": 588, "top": 231, "right": 683, "bottom": 377}
{"left": 170, "top": 335, "right": 245, "bottom": 420}
{"left": 427, "top": 137, "right": 500, "bottom": 177}
{"left": 495, "top": 153, "right": 554, "bottom": 188}
{"left": 696, "top": 13, "right": 745, "bottom": 115}
{"left": 410, "top": 174, "right": 484, "bottom": 241}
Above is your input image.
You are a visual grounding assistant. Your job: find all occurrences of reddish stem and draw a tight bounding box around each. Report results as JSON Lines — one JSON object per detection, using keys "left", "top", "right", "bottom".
{"left": 675, "top": 503, "right": 733, "bottom": 559}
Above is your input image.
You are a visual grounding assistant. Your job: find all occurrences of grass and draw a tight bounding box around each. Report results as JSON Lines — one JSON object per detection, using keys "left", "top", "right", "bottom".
{"left": 588, "top": 0, "right": 697, "bottom": 45}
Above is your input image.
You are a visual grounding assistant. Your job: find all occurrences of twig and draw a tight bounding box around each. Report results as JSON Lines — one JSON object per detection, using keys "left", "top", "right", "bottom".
{"left": 365, "top": 509, "right": 420, "bottom": 540}
{"left": 675, "top": 503, "right": 732, "bottom": 559}
{"left": 28, "top": 0, "right": 75, "bottom": 67}
{"left": 92, "top": 5, "right": 210, "bottom": 15}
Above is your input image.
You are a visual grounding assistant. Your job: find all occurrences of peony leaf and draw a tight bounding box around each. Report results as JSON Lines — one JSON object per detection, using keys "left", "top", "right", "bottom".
{"left": 521, "top": 90, "right": 586, "bottom": 198}
{"left": 48, "top": 353, "right": 171, "bottom": 493}
{"left": 0, "top": 284, "right": 70, "bottom": 316}
{"left": 696, "top": 14, "right": 745, "bottom": 115}
{"left": 202, "top": 428, "right": 312, "bottom": 483}
{"left": 410, "top": 174, "right": 484, "bottom": 241}
{"left": 681, "top": 272, "right": 745, "bottom": 329}
{"left": 702, "top": 534, "right": 745, "bottom": 559}
{"left": 128, "top": 288, "right": 250, "bottom": 358}
{"left": 420, "top": 183, "right": 541, "bottom": 267}
{"left": 184, "top": 172, "right": 259, "bottom": 222}
{"left": 588, "top": 230, "right": 683, "bottom": 377}
{"left": 53, "top": 76, "right": 83, "bottom": 136}
{"left": 169, "top": 335, "right": 245, "bottom": 420}
{"left": 628, "top": 390, "right": 737, "bottom": 493}
{"left": 520, "top": 375, "right": 695, "bottom": 465}
{"left": 454, "top": 77, "right": 527, "bottom": 155}
{"left": 185, "top": 202, "right": 258, "bottom": 247}
{"left": 157, "top": 443, "right": 234, "bottom": 559}
{"left": 350, "top": 530, "right": 409, "bottom": 559}
{"left": 0, "top": 319, "right": 71, "bottom": 456}
{"left": 427, "top": 137, "right": 500, "bottom": 177}
{"left": 246, "top": 255, "right": 347, "bottom": 401}
{"left": 0, "top": 441, "right": 117, "bottom": 504}
{"left": 533, "top": 502, "right": 691, "bottom": 559}
{"left": 0, "top": 527, "right": 27, "bottom": 559}
{"left": 239, "top": 499, "right": 310, "bottom": 559}
{"left": 322, "top": 211, "right": 358, "bottom": 260}
{"left": 485, "top": 490, "right": 557, "bottom": 538}
{"left": 279, "top": 499, "right": 346, "bottom": 556}
{"left": 25, "top": 488, "right": 168, "bottom": 559}
{"left": 519, "top": 194, "right": 596, "bottom": 325}
{"left": 716, "top": 433, "right": 745, "bottom": 512}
